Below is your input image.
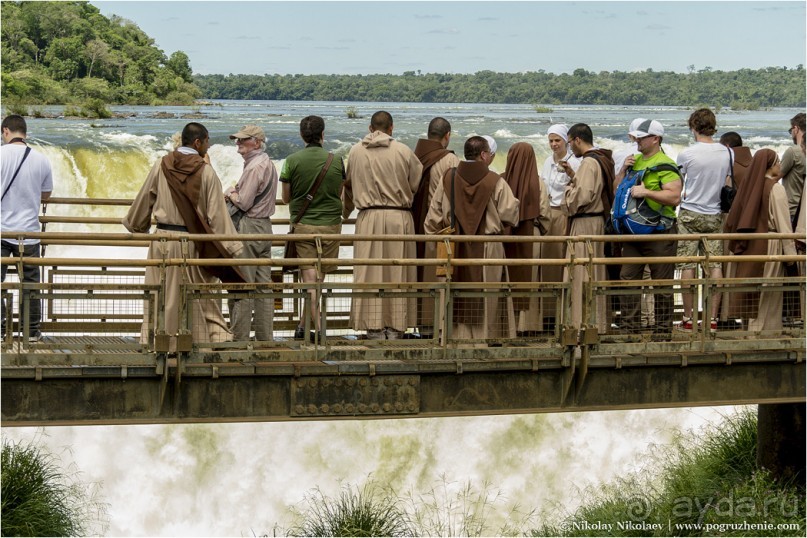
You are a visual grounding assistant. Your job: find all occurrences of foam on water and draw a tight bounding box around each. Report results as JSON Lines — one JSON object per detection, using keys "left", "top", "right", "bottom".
{"left": 4, "top": 407, "right": 744, "bottom": 536}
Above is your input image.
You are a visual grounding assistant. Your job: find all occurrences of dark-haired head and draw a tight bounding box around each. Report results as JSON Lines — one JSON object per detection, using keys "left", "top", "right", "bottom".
{"left": 464, "top": 136, "right": 489, "bottom": 161}
{"left": 1, "top": 114, "right": 27, "bottom": 136}
{"left": 791, "top": 112, "right": 805, "bottom": 132}
{"left": 370, "top": 111, "right": 393, "bottom": 134}
{"left": 181, "top": 122, "right": 209, "bottom": 147}
{"left": 300, "top": 115, "right": 325, "bottom": 144}
{"left": 427, "top": 117, "right": 451, "bottom": 140}
{"left": 567, "top": 123, "right": 593, "bottom": 145}
{"left": 719, "top": 131, "right": 743, "bottom": 148}
{"left": 688, "top": 108, "right": 717, "bottom": 136}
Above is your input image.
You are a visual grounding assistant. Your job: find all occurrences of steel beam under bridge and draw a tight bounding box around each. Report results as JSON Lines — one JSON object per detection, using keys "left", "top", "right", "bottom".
{"left": 2, "top": 351, "right": 803, "bottom": 426}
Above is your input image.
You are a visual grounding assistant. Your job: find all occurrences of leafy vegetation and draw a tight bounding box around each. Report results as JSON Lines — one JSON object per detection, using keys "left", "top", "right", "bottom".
{"left": 1, "top": 0, "right": 201, "bottom": 106}
{"left": 532, "top": 409, "right": 805, "bottom": 537}
{"left": 194, "top": 67, "right": 806, "bottom": 108}
{"left": 1, "top": 437, "right": 108, "bottom": 537}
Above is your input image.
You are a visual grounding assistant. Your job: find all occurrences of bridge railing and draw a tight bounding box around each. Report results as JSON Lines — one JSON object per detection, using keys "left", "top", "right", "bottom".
{"left": 1, "top": 229, "right": 804, "bottom": 367}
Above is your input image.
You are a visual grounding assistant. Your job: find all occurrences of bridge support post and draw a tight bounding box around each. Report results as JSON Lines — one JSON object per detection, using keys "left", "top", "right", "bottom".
{"left": 756, "top": 403, "right": 806, "bottom": 484}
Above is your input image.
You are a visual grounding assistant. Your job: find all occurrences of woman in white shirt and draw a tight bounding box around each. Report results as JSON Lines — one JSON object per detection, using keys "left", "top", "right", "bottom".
{"left": 539, "top": 124, "right": 581, "bottom": 329}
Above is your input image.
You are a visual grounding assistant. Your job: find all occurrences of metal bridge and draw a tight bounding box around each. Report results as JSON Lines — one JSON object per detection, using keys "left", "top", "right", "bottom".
{"left": 1, "top": 198, "right": 804, "bottom": 427}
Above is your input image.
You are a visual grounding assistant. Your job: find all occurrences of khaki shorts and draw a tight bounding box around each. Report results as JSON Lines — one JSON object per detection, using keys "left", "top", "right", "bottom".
{"left": 676, "top": 208, "right": 723, "bottom": 270}
{"left": 291, "top": 223, "right": 341, "bottom": 273}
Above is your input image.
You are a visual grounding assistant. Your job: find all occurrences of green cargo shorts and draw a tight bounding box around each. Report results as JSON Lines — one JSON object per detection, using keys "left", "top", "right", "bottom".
{"left": 676, "top": 208, "right": 723, "bottom": 270}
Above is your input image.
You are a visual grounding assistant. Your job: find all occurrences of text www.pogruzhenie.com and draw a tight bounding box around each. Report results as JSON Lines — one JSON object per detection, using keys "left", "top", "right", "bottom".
{"left": 567, "top": 520, "right": 803, "bottom": 534}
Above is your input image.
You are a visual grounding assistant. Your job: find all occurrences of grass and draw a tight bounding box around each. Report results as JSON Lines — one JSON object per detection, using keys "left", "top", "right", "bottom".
{"left": 1, "top": 436, "right": 108, "bottom": 537}
{"left": 282, "top": 475, "right": 536, "bottom": 537}
{"left": 401, "top": 476, "right": 536, "bottom": 537}
{"left": 531, "top": 409, "right": 805, "bottom": 537}
{"left": 278, "top": 410, "right": 803, "bottom": 537}
{"left": 533, "top": 105, "right": 553, "bottom": 113}
{"left": 345, "top": 106, "right": 361, "bottom": 119}
{"left": 287, "top": 481, "right": 412, "bottom": 537}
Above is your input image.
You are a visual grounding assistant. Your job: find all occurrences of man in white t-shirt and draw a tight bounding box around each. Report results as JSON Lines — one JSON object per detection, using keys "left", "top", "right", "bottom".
{"left": 1, "top": 114, "right": 54, "bottom": 342}
{"left": 676, "top": 108, "right": 733, "bottom": 331}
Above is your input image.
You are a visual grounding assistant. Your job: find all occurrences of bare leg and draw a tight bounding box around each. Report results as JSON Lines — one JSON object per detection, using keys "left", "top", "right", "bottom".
{"left": 681, "top": 268, "right": 695, "bottom": 318}
{"left": 300, "top": 267, "right": 321, "bottom": 331}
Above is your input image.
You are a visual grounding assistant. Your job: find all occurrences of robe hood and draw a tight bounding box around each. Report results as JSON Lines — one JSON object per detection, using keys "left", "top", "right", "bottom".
{"left": 362, "top": 130, "right": 393, "bottom": 148}
{"left": 163, "top": 151, "right": 205, "bottom": 183}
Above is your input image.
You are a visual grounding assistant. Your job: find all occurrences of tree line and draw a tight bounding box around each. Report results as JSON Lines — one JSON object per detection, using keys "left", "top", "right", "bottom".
{"left": 194, "top": 67, "right": 806, "bottom": 108}
{"left": 1, "top": 1, "right": 804, "bottom": 109}
{"left": 1, "top": 0, "right": 199, "bottom": 107}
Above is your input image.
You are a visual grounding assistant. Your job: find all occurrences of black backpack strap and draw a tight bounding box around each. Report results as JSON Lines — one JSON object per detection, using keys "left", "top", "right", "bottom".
{"left": 647, "top": 163, "right": 683, "bottom": 179}
{"left": 727, "top": 146, "right": 735, "bottom": 188}
{"left": 1, "top": 146, "right": 32, "bottom": 201}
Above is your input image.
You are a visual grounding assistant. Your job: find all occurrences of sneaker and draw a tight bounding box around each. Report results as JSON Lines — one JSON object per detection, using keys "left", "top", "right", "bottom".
{"left": 28, "top": 330, "right": 42, "bottom": 342}
{"left": 293, "top": 327, "right": 305, "bottom": 340}
{"left": 678, "top": 317, "right": 693, "bottom": 332}
{"left": 710, "top": 318, "right": 718, "bottom": 331}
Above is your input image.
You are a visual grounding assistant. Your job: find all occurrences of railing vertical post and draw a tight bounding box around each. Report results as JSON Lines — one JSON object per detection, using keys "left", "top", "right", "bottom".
{"left": 700, "top": 236, "right": 712, "bottom": 348}
{"left": 15, "top": 243, "right": 29, "bottom": 348}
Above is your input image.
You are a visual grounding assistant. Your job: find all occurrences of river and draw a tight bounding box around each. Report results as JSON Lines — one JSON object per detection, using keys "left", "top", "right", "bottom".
{"left": 2, "top": 101, "right": 800, "bottom": 536}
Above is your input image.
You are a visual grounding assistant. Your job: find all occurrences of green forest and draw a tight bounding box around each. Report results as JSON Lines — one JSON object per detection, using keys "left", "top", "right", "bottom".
{"left": 1, "top": 0, "right": 805, "bottom": 109}
{"left": 1, "top": 1, "right": 199, "bottom": 107}
{"left": 194, "top": 67, "right": 806, "bottom": 108}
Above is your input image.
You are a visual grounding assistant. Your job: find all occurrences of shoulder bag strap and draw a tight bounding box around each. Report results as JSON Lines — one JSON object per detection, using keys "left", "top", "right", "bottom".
{"left": 727, "top": 146, "right": 735, "bottom": 188}
{"left": 291, "top": 152, "right": 334, "bottom": 225}
{"left": 1, "top": 146, "right": 32, "bottom": 201}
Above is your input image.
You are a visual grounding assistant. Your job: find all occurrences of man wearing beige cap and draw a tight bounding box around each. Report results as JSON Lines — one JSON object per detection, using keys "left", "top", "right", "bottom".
{"left": 225, "top": 124, "right": 278, "bottom": 341}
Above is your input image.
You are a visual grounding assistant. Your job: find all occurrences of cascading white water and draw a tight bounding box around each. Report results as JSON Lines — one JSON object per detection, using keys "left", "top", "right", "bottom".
{"left": 7, "top": 408, "right": 744, "bottom": 536}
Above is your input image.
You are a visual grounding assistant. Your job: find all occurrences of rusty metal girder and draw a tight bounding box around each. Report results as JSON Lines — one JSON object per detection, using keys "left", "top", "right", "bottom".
{"left": 2, "top": 359, "right": 803, "bottom": 426}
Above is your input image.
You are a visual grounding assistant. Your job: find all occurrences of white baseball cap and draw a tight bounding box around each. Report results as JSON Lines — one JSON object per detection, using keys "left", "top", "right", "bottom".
{"left": 628, "top": 117, "right": 647, "bottom": 134}
{"left": 482, "top": 135, "right": 497, "bottom": 154}
{"left": 629, "top": 119, "right": 664, "bottom": 138}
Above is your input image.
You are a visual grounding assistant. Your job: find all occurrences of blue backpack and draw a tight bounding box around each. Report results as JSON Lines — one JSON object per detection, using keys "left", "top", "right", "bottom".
{"left": 610, "top": 164, "right": 681, "bottom": 234}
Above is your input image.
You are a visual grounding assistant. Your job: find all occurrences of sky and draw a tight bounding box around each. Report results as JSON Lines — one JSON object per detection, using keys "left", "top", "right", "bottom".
{"left": 92, "top": 1, "right": 806, "bottom": 76}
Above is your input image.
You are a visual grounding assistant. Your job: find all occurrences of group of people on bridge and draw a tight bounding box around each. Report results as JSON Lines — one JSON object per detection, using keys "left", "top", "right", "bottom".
{"left": 1, "top": 110, "right": 804, "bottom": 348}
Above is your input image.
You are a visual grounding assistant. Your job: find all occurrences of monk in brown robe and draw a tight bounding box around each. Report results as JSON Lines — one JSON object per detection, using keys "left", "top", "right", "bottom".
{"left": 559, "top": 123, "right": 615, "bottom": 334}
{"left": 502, "top": 142, "right": 550, "bottom": 334}
{"left": 724, "top": 149, "right": 796, "bottom": 331}
{"left": 123, "top": 122, "right": 244, "bottom": 351}
{"left": 424, "top": 136, "right": 520, "bottom": 343}
{"left": 718, "top": 132, "right": 753, "bottom": 327}
{"left": 343, "top": 111, "right": 423, "bottom": 339}
{"left": 412, "top": 117, "right": 460, "bottom": 333}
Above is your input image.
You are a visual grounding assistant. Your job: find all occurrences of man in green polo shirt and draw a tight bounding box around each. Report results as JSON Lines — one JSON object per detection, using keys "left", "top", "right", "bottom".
{"left": 280, "top": 115, "right": 345, "bottom": 341}
{"left": 614, "top": 119, "right": 682, "bottom": 336}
